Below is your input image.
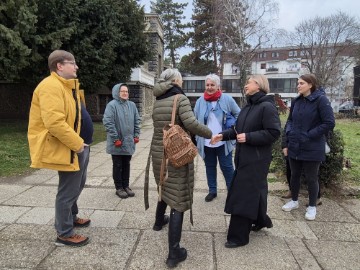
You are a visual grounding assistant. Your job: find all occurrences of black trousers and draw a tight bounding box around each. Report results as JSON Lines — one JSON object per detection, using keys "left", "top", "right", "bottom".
{"left": 285, "top": 157, "right": 321, "bottom": 199}
{"left": 112, "top": 155, "right": 132, "bottom": 190}
{"left": 227, "top": 215, "right": 253, "bottom": 246}
{"left": 289, "top": 158, "right": 320, "bottom": 206}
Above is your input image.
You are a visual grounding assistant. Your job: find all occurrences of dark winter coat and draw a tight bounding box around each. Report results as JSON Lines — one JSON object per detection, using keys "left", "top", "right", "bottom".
{"left": 285, "top": 89, "right": 335, "bottom": 162}
{"left": 150, "top": 83, "right": 212, "bottom": 212}
{"left": 221, "top": 91, "right": 281, "bottom": 221}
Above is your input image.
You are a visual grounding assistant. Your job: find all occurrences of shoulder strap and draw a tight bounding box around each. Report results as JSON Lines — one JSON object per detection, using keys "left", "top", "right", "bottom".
{"left": 171, "top": 94, "right": 180, "bottom": 125}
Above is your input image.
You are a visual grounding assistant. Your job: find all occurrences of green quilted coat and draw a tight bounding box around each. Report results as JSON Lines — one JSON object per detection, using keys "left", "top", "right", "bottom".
{"left": 151, "top": 83, "right": 212, "bottom": 212}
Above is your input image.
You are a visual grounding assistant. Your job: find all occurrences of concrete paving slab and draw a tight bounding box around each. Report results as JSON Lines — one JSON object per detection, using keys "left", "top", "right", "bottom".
{"left": 31, "top": 168, "right": 58, "bottom": 176}
{"left": 16, "top": 207, "right": 54, "bottom": 225}
{"left": 3, "top": 186, "right": 56, "bottom": 207}
{"left": 90, "top": 210, "right": 125, "bottom": 227}
{"left": 78, "top": 188, "right": 121, "bottom": 210}
{"left": 305, "top": 239, "right": 360, "bottom": 269}
{"left": 0, "top": 205, "right": 31, "bottom": 223}
{"left": 87, "top": 163, "right": 113, "bottom": 177}
{"left": 286, "top": 238, "right": 321, "bottom": 270}
{"left": 0, "top": 223, "right": 7, "bottom": 231}
{"left": 190, "top": 213, "right": 227, "bottom": 233}
{"left": 307, "top": 221, "right": 360, "bottom": 241}
{"left": 215, "top": 234, "right": 300, "bottom": 270}
{"left": 39, "top": 228, "right": 139, "bottom": 270}
{"left": 118, "top": 210, "right": 156, "bottom": 230}
{"left": 265, "top": 219, "right": 307, "bottom": 239}
{"left": 340, "top": 199, "right": 360, "bottom": 221}
{"left": 0, "top": 240, "right": 54, "bottom": 269}
{"left": 191, "top": 191, "right": 227, "bottom": 215}
{"left": 0, "top": 223, "right": 55, "bottom": 241}
{"left": 17, "top": 174, "right": 54, "bottom": 185}
{"left": 129, "top": 230, "right": 214, "bottom": 270}
{"left": 0, "top": 184, "right": 32, "bottom": 203}
{"left": 84, "top": 176, "right": 108, "bottom": 187}
{"left": 114, "top": 190, "right": 159, "bottom": 213}
{"left": 268, "top": 195, "right": 296, "bottom": 220}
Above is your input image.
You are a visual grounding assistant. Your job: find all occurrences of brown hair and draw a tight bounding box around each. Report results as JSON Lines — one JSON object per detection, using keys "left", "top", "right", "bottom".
{"left": 249, "top": 75, "right": 270, "bottom": 93}
{"left": 48, "top": 50, "right": 75, "bottom": 72}
{"left": 299, "top": 74, "right": 317, "bottom": 92}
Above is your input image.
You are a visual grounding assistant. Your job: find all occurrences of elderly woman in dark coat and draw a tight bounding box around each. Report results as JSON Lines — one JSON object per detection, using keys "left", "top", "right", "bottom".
{"left": 211, "top": 74, "right": 281, "bottom": 248}
{"left": 147, "top": 68, "right": 212, "bottom": 268}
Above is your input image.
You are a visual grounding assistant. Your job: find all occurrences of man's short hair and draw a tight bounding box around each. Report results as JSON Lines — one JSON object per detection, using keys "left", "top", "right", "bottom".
{"left": 48, "top": 50, "right": 75, "bottom": 72}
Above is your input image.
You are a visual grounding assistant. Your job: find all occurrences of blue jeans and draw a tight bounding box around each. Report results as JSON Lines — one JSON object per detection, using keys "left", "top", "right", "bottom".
{"left": 56, "top": 146, "right": 90, "bottom": 237}
{"left": 204, "top": 145, "right": 234, "bottom": 194}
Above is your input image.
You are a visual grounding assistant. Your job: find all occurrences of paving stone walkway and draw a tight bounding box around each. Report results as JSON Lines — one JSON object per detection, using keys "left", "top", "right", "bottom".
{"left": 1, "top": 120, "right": 359, "bottom": 269}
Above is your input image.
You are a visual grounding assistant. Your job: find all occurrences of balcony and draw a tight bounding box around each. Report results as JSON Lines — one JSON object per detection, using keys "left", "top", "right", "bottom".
{"left": 266, "top": 67, "right": 279, "bottom": 73}
{"left": 286, "top": 67, "right": 300, "bottom": 73}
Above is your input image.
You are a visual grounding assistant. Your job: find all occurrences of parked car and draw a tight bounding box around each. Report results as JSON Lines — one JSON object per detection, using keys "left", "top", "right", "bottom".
{"left": 339, "top": 103, "right": 359, "bottom": 115}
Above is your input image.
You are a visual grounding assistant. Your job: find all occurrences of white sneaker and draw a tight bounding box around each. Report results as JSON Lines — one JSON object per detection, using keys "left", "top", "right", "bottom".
{"left": 305, "top": 206, "right": 316, "bottom": 221}
{"left": 282, "top": 200, "right": 299, "bottom": 212}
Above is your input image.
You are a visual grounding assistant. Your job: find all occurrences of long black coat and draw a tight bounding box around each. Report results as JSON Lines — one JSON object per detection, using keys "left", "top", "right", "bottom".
{"left": 221, "top": 91, "right": 281, "bottom": 221}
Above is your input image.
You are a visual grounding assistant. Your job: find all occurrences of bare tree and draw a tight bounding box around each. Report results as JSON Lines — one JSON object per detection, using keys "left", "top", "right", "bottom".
{"left": 214, "top": 0, "right": 279, "bottom": 105}
{"left": 289, "top": 12, "right": 360, "bottom": 100}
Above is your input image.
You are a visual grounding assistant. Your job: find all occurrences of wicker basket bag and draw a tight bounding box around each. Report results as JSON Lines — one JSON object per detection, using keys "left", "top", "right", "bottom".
{"left": 162, "top": 94, "right": 198, "bottom": 168}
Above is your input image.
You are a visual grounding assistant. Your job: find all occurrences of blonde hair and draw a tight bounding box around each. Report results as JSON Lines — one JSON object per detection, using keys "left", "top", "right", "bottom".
{"left": 48, "top": 50, "right": 75, "bottom": 72}
{"left": 249, "top": 75, "right": 270, "bottom": 93}
{"left": 158, "top": 68, "right": 182, "bottom": 85}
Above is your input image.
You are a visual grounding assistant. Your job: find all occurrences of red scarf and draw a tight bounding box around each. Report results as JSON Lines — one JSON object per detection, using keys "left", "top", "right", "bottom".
{"left": 204, "top": 90, "right": 222, "bottom": 101}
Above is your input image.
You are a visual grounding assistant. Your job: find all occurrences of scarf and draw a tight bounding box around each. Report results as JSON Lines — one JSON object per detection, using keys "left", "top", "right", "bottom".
{"left": 204, "top": 90, "right": 222, "bottom": 101}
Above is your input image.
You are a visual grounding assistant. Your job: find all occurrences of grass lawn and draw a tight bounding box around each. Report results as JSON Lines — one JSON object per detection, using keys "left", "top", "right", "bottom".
{"left": 0, "top": 121, "right": 106, "bottom": 177}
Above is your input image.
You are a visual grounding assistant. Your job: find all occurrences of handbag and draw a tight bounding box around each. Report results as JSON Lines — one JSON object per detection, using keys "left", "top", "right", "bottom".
{"left": 325, "top": 141, "right": 331, "bottom": 154}
{"left": 218, "top": 104, "right": 237, "bottom": 129}
{"left": 162, "top": 94, "right": 198, "bottom": 168}
{"left": 223, "top": 111, "right": 236, "bottom": 129}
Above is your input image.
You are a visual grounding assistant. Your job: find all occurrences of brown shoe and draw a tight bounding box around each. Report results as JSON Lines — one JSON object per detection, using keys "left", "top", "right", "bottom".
{"left": 116, "top": 188, "right": 128, "bottom": 199}
{"left": 281, "top": 191, "right": 292, "bottom": 199}
{"left": 74, "top": 217, "right": 91, "bottom": 227}
{"left": 55, "top": 234, "right": 89, "bottom": 247}
{"left": 124, "top": 187, "right": 135, "bottom": 197}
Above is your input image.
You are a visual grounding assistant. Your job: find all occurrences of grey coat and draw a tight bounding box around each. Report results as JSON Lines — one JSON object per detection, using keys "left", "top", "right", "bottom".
{"left": 151, "top": 83, "right": 212, "bottom": 212}
{"left": 103, "top": 83, "right": 141, "bottom": 155}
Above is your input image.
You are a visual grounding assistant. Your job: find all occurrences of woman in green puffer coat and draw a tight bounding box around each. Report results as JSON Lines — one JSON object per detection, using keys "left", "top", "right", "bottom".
{"left": 149, "top": 68, "right": 212, "bottom": 268}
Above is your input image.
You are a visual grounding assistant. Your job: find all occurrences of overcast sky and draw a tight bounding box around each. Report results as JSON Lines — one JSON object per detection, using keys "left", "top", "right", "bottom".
{"left": 139, "top": 0, "right": 360, "bottom": 55}
{"left": 140, "top": 0, "right": 360, "bottom": 31}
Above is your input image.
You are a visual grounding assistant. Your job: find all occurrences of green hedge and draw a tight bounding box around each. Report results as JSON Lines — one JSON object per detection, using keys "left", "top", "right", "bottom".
{"left": 271, "top": 130, "right": 345, "bottom": 187}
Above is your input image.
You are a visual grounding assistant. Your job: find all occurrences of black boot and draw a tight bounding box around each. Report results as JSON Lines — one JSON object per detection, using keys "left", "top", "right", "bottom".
{"left": 166, "top": 209, "right": 187, "bottom": 268}
{"left": 153, "top": 200, "right": 169, "bottom": 231}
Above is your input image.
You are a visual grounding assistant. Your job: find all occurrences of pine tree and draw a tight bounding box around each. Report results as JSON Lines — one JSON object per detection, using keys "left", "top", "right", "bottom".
{"left": 150, "top": 0, "right": 190, "bottom": 68}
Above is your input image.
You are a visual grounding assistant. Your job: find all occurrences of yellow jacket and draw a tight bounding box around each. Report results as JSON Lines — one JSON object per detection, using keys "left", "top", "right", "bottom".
{"left": 28, "top": 72, "right": 84, "bottom": 171}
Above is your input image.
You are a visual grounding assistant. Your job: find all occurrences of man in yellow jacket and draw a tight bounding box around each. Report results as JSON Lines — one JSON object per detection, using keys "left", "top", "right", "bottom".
{"left": 28, "top": 50, "right": 92, "bottom": 247}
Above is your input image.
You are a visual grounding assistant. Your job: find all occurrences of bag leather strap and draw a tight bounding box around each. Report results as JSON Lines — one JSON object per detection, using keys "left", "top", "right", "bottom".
{"left": 159, "top": 94, "right": 180, "bottom": 201}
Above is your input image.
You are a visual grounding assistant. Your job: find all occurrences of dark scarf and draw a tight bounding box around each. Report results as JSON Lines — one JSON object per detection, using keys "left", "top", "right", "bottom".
{"left": 156, "top": 85, "right": 185, "bottom": 100}
{"left": 204, "top": 90, "right": 222, "bottom": 101}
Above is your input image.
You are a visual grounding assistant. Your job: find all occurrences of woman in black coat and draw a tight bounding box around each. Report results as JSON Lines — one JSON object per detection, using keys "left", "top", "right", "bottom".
{"left": 211, "top": 75, "right": 281, "bottom": 248}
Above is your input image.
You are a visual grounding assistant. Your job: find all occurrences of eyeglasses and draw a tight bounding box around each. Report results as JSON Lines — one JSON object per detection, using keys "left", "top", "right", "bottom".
{"left": 61, "top": 61, "right": 77, "bottom": 67}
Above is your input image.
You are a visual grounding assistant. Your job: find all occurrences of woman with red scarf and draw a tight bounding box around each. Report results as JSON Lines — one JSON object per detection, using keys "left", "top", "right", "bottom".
{"left": 194, "top": 74, "right": 240, "bottom": 202}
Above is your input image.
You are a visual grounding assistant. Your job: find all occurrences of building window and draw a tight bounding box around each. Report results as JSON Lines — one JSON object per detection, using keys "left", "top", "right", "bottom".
{"left": 271, "top": 52, "right": 279, "bottom": 58}
{"left": 288, "top": 50, "right": 297, "bottom": 57}
{"left": 260, "top": 63, "right": 266, "bottom": 69}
